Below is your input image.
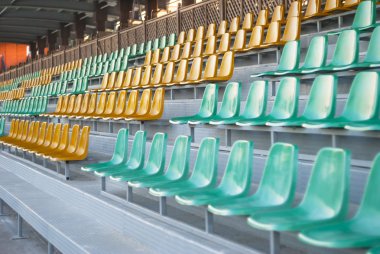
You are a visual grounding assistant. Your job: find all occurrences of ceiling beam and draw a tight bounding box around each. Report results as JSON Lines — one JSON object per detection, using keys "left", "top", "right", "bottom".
{"left": 0, "top": 19, "right": 59, "bottom": 29}
{"left": 0, "top": 25, "right": 50, "bottom": 34}
{"left": 3, "top": 9, "right": 74, "bottom": 23}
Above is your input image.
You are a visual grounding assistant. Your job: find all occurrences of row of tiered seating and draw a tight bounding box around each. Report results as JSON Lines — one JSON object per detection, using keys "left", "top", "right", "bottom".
{"left": 0, "top": 96, "right": 48, "bottom": 116}
{"left": 82, "top": 128, "right": 380, "bottom": 252}
{"left": 0, "top": 88, "right": 25, "bottom": 101}
{"left": 42, "top": 88, "right": 165, "bottom": 121}
{"left": 171, "top": 71, "right": 380, "bottom": 131}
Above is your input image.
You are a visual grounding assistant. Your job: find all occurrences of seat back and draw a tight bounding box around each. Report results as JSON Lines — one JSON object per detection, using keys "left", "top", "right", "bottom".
{"left": 195, "top": 26, "right": 205, "bottom": 41}
{"left": 304, "top": 0, "right": 320, "bottom": 18}
{"left": 131, "top": 67, "right": 142, "bottom": 88}
{"left": 144, "top": 132, "right": 167, "bottom": 174}
{"left": 20, "top": 121, "right": 30, "bottom": 141}
{"left": 229, "top": 16, "right": 240, "bottom": 34}
{"left": 242, "top": 81, "right": 268, "bottom": 118}
{"left": 219, "top": 140, "right": 253, "bottom": 195}
{"left": 270, "top": 77, "right": 299, "bottom": 119}
{"left": 281, "top": 16, "right": 301, "bottom": 42}
{"left": 114, "top": 71, "right": 125, "bottom": 89}
{"left": 54, "top": 96, "right": 63, "bottom": 113}
{"left": 341, "top": 72, "right": 380, "bottom": 121}
{"left": 36, "top": 122, "right": 47, "bottom": 146}
{"left": 110, "top": 128, "right": 129, "bottom": 163}
{"left": 217, "top": 51, "right": 235, "bottom": 80}
{"left": 74, "top": 126, "right": 91, "bottom": 158}
{"left": 205, "top": 36, "right": 217, "bottom": 55}
{"left": 217, "top": 20, "right": 228, "bottom": 36}
{"left": 24, "top": 122, "right": 35, "bottom": 143}
{"left": 181, "top": 42, "right": 192, "bottom": 59}
{"left": 271, "top": 5, "right": 284, "bottom": 22}
{"left": 248, "top": 26, "right": 264, "bottom": 48}
{"left": 192, "top": 39, "right": 204, "bottom": 58}
{"left": 303, "top": 75, "right": 337, "bottom": 120}
{"left": 79, "top": 93, "right": 90, "bottom": 114}
{"left": 113, "top": 91, "right": 127, "bottom": 115}
{"left": 140, "top": 65, "right": 152, "bottom": 87}
{"left": 86, "top": 93, "right": 98, "bottom": 115}
{"left": 66, "top": 125, "right": 80, "bottom": 153}
{"left": 106, "top": 72, "right": 116, "bottom": 90}
{"left": 162, "top": 62, "right": 175, "bottom": 84}
{"left": 160, "top": 47, "right": 170, "bottom": 63}
{"left": 123, "top": 68, "right": 133, "bottom": 89}
{"left": 29, "top": 121, "right": 40, "bottom": 144}
{"left": 127, "top": 130, "right": 146, "bottom": 168}
{"left": 165, "top": 135, "right": 191, "bottom": 179}
{"left": 186, "top": 29, "right": 195, "bottom": 42}
{"left": 364, "top": 26, "right": 380, "bottom": 64}
{"left": 203, "top": 55, "right": 218, "bottom": 80}
{"left": 173, "top": 60, "right": 188, "bottom": 83}
{"left": 218, "top": 82, "right": 240, "bottom": 118}
{"left": 330, "top": 29, "right": 359, "bottom": 67}
{"left": 65, "top": 95, "right": 76, "bottom": 114}
{"left": 136, "top": 89, "right": 152, "bottom": 116}
{"left": 95, "top": 93, "right": 107, "bottom": 115}
{"left": 170, "top": 44, "right": 181, "bottom": 61}
{"left": 187, "top": 57, "right": 203, "bottom": 81}
{"left": 277, "top": 40, "right": 300, "bottom": 71}
{"left": 57, "top": 124, "right": 69, "bottom": 152}
{"left": 299, "top": 148, "right": 350, "bottom": 219}
{"left": 151, "top": 63, "right": 163, "bottom": 86}
{"left": 189, "top": 137, "right": 220, "bottom": 187}
{"left": 149, "top": 88, "right": 165, "bottom": 118}
{"left": 206, "top": 23, "right": 216, "bottom": 38}
{"left": 60, "top": 95, "right": 70, "bottom": 113}
{"left": 168, "top": 33, "right": 176, "bottom": 46}
{"left": 264, "top": 21, "right": 281, "bottom": 44}
{"left": 352, "top": 0, "right": 376, "bottom": 29}
{"left": 104, "top": 92, "right": 116, "bottom": 115}
{"left": 301, "top": 35, "right": 328, "bottom": 69}
{"left": 287, "top": 1, "right": 302, "bottom": 18}
{"left": 255, "top": 143, "right": 298, "bottom": 206}
{"left": 232, "top": 30, "right": 246, "bottom": 51}
{"left": 124, "top": 90, "right": 138, "bottom": 115}
{"left": 72, "top": 95, "right": 83, "bottom": 114}
{"left": 49, "top": 123, "right": 62, "bottom": 149}
{"left": 218, "top": 33, "right": 231, "bottom": 54}
{"left": 323, "top": 0, "right": 340, "bottom": 12}
{"left": 41, "top": 123, "right": 54, "bottom": 147}
{"left": 151, "top": 49, "right": 160, "bottom": 64}
{"left": 242, "top": 13, "right": 253, "bottom": 30}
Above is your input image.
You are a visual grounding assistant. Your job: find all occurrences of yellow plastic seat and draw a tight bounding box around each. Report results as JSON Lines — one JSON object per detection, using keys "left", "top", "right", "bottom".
{"left": 105, "top": 72, "right": 117, "bottom": 90}
{"left": 69, "top": 93, "right": 90, "bottom": 118}
{"left": 245, "top": 26, "right": 264, "bottom": 50}
{"left": 133, "top": 88, "right": 165, "bottom": 121}
{"left": 170, "top": 59, "right": 188, "bottom": 86}
{"left": 126, "top": 89, "right": 152, "bottom": 120}
{"left": 181, "top": 57, "right": 203, "bottom": 85}
{"left": 204, "top": 36, "right": 217, "bottom": 56}
{"left": 160, "top": 47, "right": 170, "bottom": 63}
{"left": 158, "top": 62, "right": 175, "bottom": 87}
{"left": 180, "top": 42, "right": 192, "bottom": 60}
{"left": 139, "top": 65, "right": 152, "bottom": 88}
{"left": 177, "top": 31, "right": 186, "bottom": 44}
{"left": 149, "top": 64, "right": 163, "bottom": 88}
{"left": 287, "top": 1, "right": 302, "bottom": 19}
{"left": 21, "top": 122, "right": 47, "bottom": 152}
{"left": 217, "top": 20, "right": 228, "bottom": 36}
{"left": 261, "top": 21, "right": 281, "bottom": 47}
{"left": 17, "top": 121, "right": 39, "bottom": 150}
{"left": 151, "top": 49, "right": 161, "bottom": 65}
{"left": 131, "top": 67, "right": 142, "bottom": 88}
{"left": 202, "top": 55, "right": 218, "bottom": 81}
{"left": 96, "top": 73, "right": 109, "bottom": 91}
{"left": 60, "top": 95, "right": 76, "bottom": 118}
{"left": 342, "top": 0, "right": 361, "bottom": 9}
{"left": 229, "top": 16, "right": 240, "bottom": 34}
{"left": 48, "top": 95, "right": 69, "bottom": 117}
{"left": 41, "top": 96, "right": 62, "bottom": 117}
{"left": 186, "top": 29, "right": 195, "bottom": 42}
{"left": 98, "top": 92, "right": 116, "bottom": 118}
{"left": 47, "top": 124, "right": 78, "bottom": 159}
{"left": 113, "top": 90, "right": 138, "bottom": 120}
{"left": 170, "top": 44, "right": 181, "bottom": 62}
{"left": 122, "top": 69, "right": 133, "bottom": 89}
{"left": 113, "top": 71, "right": 125, "bottom": 90}
{"left": 144, "top": 50, "right": 152, "bottom": 65}
{"left": 195, "top": 26, "right": 205, "bottom": 41}
{"left": 271, "top": 5, "right": 285, "bottom": 23}
{"left": 76, "top": 93, "right": 97, "bottom": 119}
{"left": 232, "top": 29, "right": 247, "bottom": 52}
{"left": 303, "top": 0, "right": 321, "bottom": 19}
{"left": 25, "top": 123, "right": 53, "bottom": 153}
{"left": 206, "top": 23, "right": 216, "bottom": 38}
{"left": 280, "top": 16, "right": 301, "bottom": 44}
{"left": 0, "top": 119, "right": 17, "bottom": 143}
{"left": 191, "top": 39, "right": 204, "bottom": 58}
{"left": 256, "top": 9, "right": 269, "bottom": 27}
{"left": 86, "top": 92, "right": 107, "bottom": 119}
{"left": 40, "top": 124, "right": 69, "bottom": 158}
{"left": 102, "top": 90, "right": 127, "bottom": 120}
{"left": 63, "top": 94, "right": 82, "bottom": 118}
{"left": 205, "top": 51, "right": 234, "bottom": 81}
{"left": 242, "top": 13, "right": 254, "bottom": 30}
{"left": 9, "top": 121, "right": 30, "bottom": 148}
{"left": 32, "top": 123, "right": 62, "bottom": 155}
{"left": 217, "top": 33, "right": 231, "bottom": 54}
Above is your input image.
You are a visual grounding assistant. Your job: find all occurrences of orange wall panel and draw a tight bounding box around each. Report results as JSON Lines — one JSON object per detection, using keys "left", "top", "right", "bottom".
{"left": 0, "top": 43, "right": 28, "bottom": 68}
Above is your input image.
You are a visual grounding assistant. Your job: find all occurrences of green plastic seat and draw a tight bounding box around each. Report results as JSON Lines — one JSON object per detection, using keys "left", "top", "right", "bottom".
{"left": 120, "top": 56, "right": 129, "bottom": 71}
{"left": 137, "top": 43, "right": 145, "bottom": 56}
{"left": 110, "top": 133, "right": 167, "bottom": 182}
{"left": 208, "top": 143, "right": 297, "bottom": 216}
{"left": 303, "top": 71, "right": 379, "bottom": 129}
{"left": 125, "top": 46, "right": 131, "bottom": 57}
{"left": 298, "top": 36, "right": 328, "bottom": 74}
{"left": 159, "top": 36, "right": 167, "bottom": 49}
{"left": 299, "top": 153, "right": 380, "bottom": 249}
{"left": 237, "top": 77, "right": 299, "bottom": 126}
{"left": 251, "top": 41, "right": 300, "bottom": 77}
{"left": 145, "top": 40, "right": 152, "bottom": 52}
{"left": 168, "top": 33, "right": 176, "bottom": 47}
{"left": 369, "top": 247, "right": 380, "bottom": 254}
{"left": 95, "top": 62, "right": 104, "bottom": 76}
{"left": 170, "top": 84, "right": 218, "bottom": 124}
{"left": 94, "top": 130, "right": 146, "bottom": 177}
{"left": 152, "top": 39, "right": 159, "bottom": 51}
{"left": 175, "top": 140, "right": 253, "bottom": 207}
{"left": 351, "top": 26, "right": 380, "bottom": 69}
{"left": 268, "top": 75, "right": 337, "bottom": 127}
{"left": 128, "top": 135, "right": 191, "bottom": 188}
{"left": 101, "top": 61, "right": 109, "bottom": 75}
{"left": 108, "top": 59, "right": 116, "bottom": 73}
{"left": 248, "top": 147, "right": 350, "bottom": 232}
{"left": 210, "top": 81, "right": 268, "bottom": 125}
{"left": 351, "top": 0, "right": 376, "bottom": 30}
{"left": 149, "top": 137, "right": 219, "bottom": 197}
{"left": 0, "top": 118, "right": 5, "bottom": 136}
{"left": 114, "top": 57, "right": 122, "bottom": 72}
{"left": 188, "top": 82, "right": 241, "bottom": 124}
{"left": 81, "top": 129, "right": 128, "bottom": 172}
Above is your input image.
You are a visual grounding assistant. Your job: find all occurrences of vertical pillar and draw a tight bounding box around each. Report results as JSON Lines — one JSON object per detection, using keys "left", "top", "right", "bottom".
{"left": 12, "top": 214, "right": 27, "bottom": 240}
{"left": 95, "top": 1, "right": 108, "bottom": 34}
{"left": 146, "top": 0, "right": 159, "bottom": 20}
{"left": 182, "top": 0, "right": 195, "bottom": 6}
{"left": 118, "top": 0, "right": 133, "bottom": 29}
{"left": 37, "top": 36, "right": 46, "bottom": 57}
{"left": 29, "top": 41, "right": 37, "bottom": 60}
{"left": 60, "top": 23, "right": 71, "bottom": 49}
{"left": 74, "top": 12, "right": 86, "bottom": 42}
{"left": 47, "top": 30, "right": 57, "bottom": 53}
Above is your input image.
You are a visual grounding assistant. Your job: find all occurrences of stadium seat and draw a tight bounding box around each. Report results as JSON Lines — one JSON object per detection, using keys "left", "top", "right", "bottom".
{"left": 369, "top": 247, "right": 380, "bottom": 254}
{"left": 149, "top": 137, "right": 219, "bottom": 197}
{"left": 206, "top": 23, "right": 216, "bottom": 38}
{"left": 299, "top": 153, "right": 380, "bottom": 249}
{"left": 267, "top": 75, "right": 337, "bottom": 127}
{"left": 124, "top": 89, "right": 151, "bottom": 120}
{"left": 256, "top": 9, "right": 268, "bottom": 27}
{"left": 351, "top": 0, "right": 376, "bottom": 30}
{"left": 188, "top": 82, "right": 239, "bottom": 124}
{"left": 217, "top": 20, "right": 228, "bottom": 36}
{"left": 350, "top": 26, "right": 380, "bottom": 68}
{"left": 303, "top": 72, "right": 379, "bottom": 129}
{"left": 113, "top": 90, "right": 138, "bottom": 120}
{"left": 128, "top": 135, "right": 191, "bottom": 188}
{"left": 109, "top": 132, "right": 168, "bottom": 182}
{"left": 208, "top": 143, "right": 297, "bottom": 216}
{"left": 298, "top": 35, "right": 328, "bottom": 73}
{"left": 128, "top": 88, "right": 165, "bottom": 121}
{"left": 242, "top": 13, "right": 254, "bottom": 31}
{"left": 210, "top": 81, "right": 268, "bottom": 125}
{"left": 175, "top": 140, "right": 253, "bottom": 206}
{"left": 229, "top": 16, "right": 240, "bottom": 34}
{"left": 237, "top": 77, "right": 299, "bottom": 126}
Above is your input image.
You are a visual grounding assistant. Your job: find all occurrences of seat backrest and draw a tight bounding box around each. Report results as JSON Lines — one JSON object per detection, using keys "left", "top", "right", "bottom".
{"left": 303, "top": 75, "right": 337, "bottom": 120}
{"left": 341, "top": 71, "right": 379, "bottom": 121}
{"left": 218, "top": 82, "right": 240, "bottom": 118}
{"left": 165, "top": 135, "right": 191, "bottom": 179}
{"left": 189, "top": 137, "right": 220, "bottom": 187}
{"left": 206, "top": 23, "right": 216, "bottom": 38}
{"left": 217, "top": 20, "right": 228, "bottom": 36}
{"left": 264, "top": 21, "right": 281, "bottom": 44}
{"left": 242, "top": 81, "right": 268, "bottom": 118}
{"left": 242, "top": 13, "right": 253, "bottom": 30}
{"left": 160, "top": 47, "right": 170, "bottom": 63}
{"left": 217, "top": 51, "right": 235, "bottom": 80}
{"left": 136, "top": 89, "right": 152, "bottom": 116}
{"left": 79, "top": 93, "right": 90, "bottom": 114}
{"left": 192, "top": 39, "right": 204, "bottom": 58}
{"left": 256, "top": 9, "right": 268, "bottom": 26}
{"left": 187, "top": 57, "right": 203, "bottom": 81}
{"left": 127, "top": 130, "right": 146, "bottom": 168}
{"left": 66, "top": 95, "right": 76, "bottom": 114}
{"left": 218, "top": 140, "right": 253, "bottom": 195}
{"left": 298, "top": 148, "right": 350, "bottom": 219}
{"left": 86, "top": 93, "right": 98, "bottom": 115}
{"left": 56, "top": 124, "right": 69, "bottom": 152}
{"left": 162, "top": 62, "right": 175, "bottom": 84}
{"left": 124, "top": 90, "right": 138, "bottom": 116}
{"left": 60, "top": 95, "right": 70, "bottom": 113}
{"left": 144, "top": 132, "right": 167, "bottom": 174}
{"left": 254, "top": 143, "right": 298, "bottom": 206}
{"left": 195, "top": 26, "right": 205, "bottom": 41}
{"left": 248, "top": 26, "right": 264, "bottom": 48}
{"left": 170, "top": 44, "right": 181, "bottom": 61}
{"left": 107, "top": 72, "right": 117, "bottom": 89}
{"left": 114, "top": 71, "right": 125, "bottom": 89}
{"left": 304, "top": 0, "right": 320, "bottom": 18}
{"left": 151, "top": 49, "right": 160, "bottom": 64}
{"left": 323, "top": 0, "right": 340, "bottom": 12}
{"left": 270, "top": 77, "right": 299, "bottom": 119}
{"left": 95, "top": 92, "right": 107, "bottom": 115}
{"left": 20, "top": 121, "right": 30, "bottom": 141}
{"left": 218, "top": 33, "right": 231, "bottom": 54}
{"left": 173, "top": 59, "right": 188, "bottom": 83}
{"left": 355, "top": 153, "right": 380, "bottom": 218}
{"left": 110, "top": 128, "right": 128, "bottom": 163}
{"left": 181, "top": 42, "right": 192, "bottom": 59}
{"left": 104, "top": 92, "right": 116, "bottom": 115}
{"left": 186, "top": 29, "right": 195, "bottom": 42}
{"left": 364, "top": 26, "right": 380, "bottom": 64}
{"left": 66, "top": 125, "right": 80, "bottom": 153}
{"left": 113, "top": 91, "right": 127, "bottom": 115}
{"left": 140, "top": 65, "right": 152, "bottom": 87}
{"left": 72, "top": 94, "right": 83, "bottom": 114}
{"left": 36, "top": 122, "right": 47, "bottom": 146}
{"left": 168, "top": 33, "right": 176, "bottom": 46}
{"left": 177, "top": 31, "right": 186, "bottom": 44}
{"left": 229, "top": 16, "right": 240, "bottom": 34}
{"left": 232, "top": 29, "right": 246, "bottom": 51}
{"left": 159, "top": 36, "right": 167, "bottom": 49}
{"left": 49, "top": 123, "right": 62, "bottom": 149}
{"left": 54, "top": 96, "right": 63, "bottom": 113}
{"left": 149, "top": 88, "right": 165, "bottom": 117}
{"left": 205, "top": 36, "right": 217, "bottom": 55}
{"left": 287, "top": 1, "right": 302, "bottom": 19}
{"left": 271, "top": 5, "right": 285, "bottom": 22}
{"left": 151, "top": 63, "right": 163, "bottom": 86}
{"left": 29, "top": 121, "right": 40, "bottom": 144}
{"left": 74, "top": 126, "right": 91, "bottom": 158}
{"left": 277, "top": 40, "right": 300, "bottom": 71}
{"left": 301, "top": 35, "right": 328, "bottom": 69}
{"left": 123, "top": 68, "right": 133, "bottom": 88}
{"left": 281, "top": 16, "right": 301, "bottom": 42}
{"left": 203, "top": 55, "right": 218, "bottom": 80}
{"left": 42, "top": 123, "right": 54, "bottom": 147}
{"left": 131, "top": 67, "right": 142, "bottom": 88}
{"left": 352, "top": 0, "right": 376, "bottom": 29}
{"left": 330, "top": 29, "right": 359, "bottom": 67}
{"left": 24, "top": 121, "right": 35, "bottom": 143}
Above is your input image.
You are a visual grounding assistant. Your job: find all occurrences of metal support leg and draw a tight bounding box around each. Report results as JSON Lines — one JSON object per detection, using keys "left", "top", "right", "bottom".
{"left": 270, "top": 131, "right": 275, "bottom": 146}
{"left": 269, "top": 231, "right": 280, "bottom": 254}
{"left": 190, "top": 126, "right": 195, "bottom": 143}
{"left": 159, "top": 196, "right": 167, "bottom": 216}
{"left": 48, "top": 242, "right": 54, "bottom": 254}
{"left": 257, "top": 53, "right": 262, "bottom": 65}
{"left": 331, "top": 135, "right": 337, "bottom": 147}
{"left": 140, "top": 122, "right": 145, "bottom": 131}
{"left": 22, "top": 151, "right": 26, "bottom": 159}
{"left": 205, "top": 209, "right": 214, "bottom": 233}
{"left": 32, "top": 154, "right": 36, "bottom": 163}
{"left": 64, "top": 161, "right": 70, "bottom": 180}
{"left": 317, "top": 20, "right": 321, "bottom": 32}
{"left": 93, "top": 121, "right": 98, "bottom": 132}
{"left": 276, "top": 48, "right": 280, "bottom": 64}
{"left": 43, "top": 158, "right": 47, "bottom": 168}
{"left": 56, "top": 162, "right": 60, "bottom": 174}
{"left": 12, "top": 214, "right": 27, "bottom": 240}
{"left": 126, "top": 185, "right": 133, "bottom": 202}
{"left": 101, "top": 177, "right": 106, "bottom": 191}
{"left": 0, "top": 199, "right": 8, "bottom": 216}
{"left": 225, "top": 129, "right": 232, "bottom": 146}
{"left": 338, "top": 16, "right": 342, "bottom": 29}
{"left": 109, "top": 122, "right": 113, "bottom": 133}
